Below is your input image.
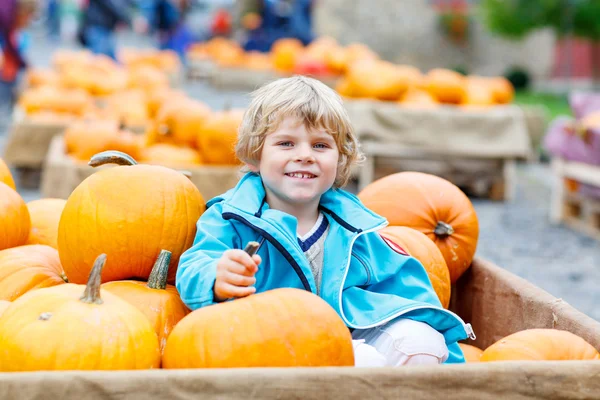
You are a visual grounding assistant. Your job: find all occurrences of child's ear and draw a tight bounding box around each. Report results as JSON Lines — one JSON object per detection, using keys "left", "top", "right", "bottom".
{"left": 246, "top": 163, "right": 259, "bottom": 173}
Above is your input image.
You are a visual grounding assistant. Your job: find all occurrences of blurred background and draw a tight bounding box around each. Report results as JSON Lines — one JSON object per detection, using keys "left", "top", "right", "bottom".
{"left": 0, "top": 0, "right": 599, "bottom": 318}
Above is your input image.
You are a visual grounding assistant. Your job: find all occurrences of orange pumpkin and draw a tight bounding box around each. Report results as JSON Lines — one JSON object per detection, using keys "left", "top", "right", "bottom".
{"left": 0, "top": 300, "right": 9, "bottom": 317}
{"left": 147, "top": 87, "right": 187, "bottom": 118}
{"left": 58, "top": 151, "right": 205, "bottom": 284}
{"left": 461, "top": 77, "right": 495, "bottom": 107}
{"left": 459, "top": 343, "right": 483, "bottom": 362}
{"left": 425, "top": 69, "right": 467, "bottom": 104}
{"left": 26, "top": 199, "right": 67, "bottom": 249}
{"left": 380, "top": 226, "right": 451, "bottom": 308}
{"left": 399, "top": 87, "right": 439, "bottom": 108}
{"left": 481, "top": 329, "right": 600, "bottom": 362}
{"left": 102, "top": 250, "right": 190, "bottom": 353}
{"left": 358, "top": 172, "right": 479, "bottom": 283}
{"left": 243, "top": 51, "right": 273, "bottom": 71}
{"left": 63, "top": 119, "right": 122, "bottom": 161}
{"left": 0, "top": 254, "right": 161, "bottom": 371}
{"left": 489, "top": 77, "right": 514, "bottom": 104}
{"left": 197, "top": 109, "right": 244, "bottom": 165}
{"left": 162, "top": 288, "right": 354, "bottom": 368}
{"left": 0, "top": 183, "right": 30, "bottom": 251}
{"left": 151, "top": 99, "right": 212, "bottom": 148}
{"left": 346, "top": 60, "right": 420, "bottom": 101}
{"left": 0, "top": 244, "right": 67, "bottom": 301}
{"left": 140, "top": 144, "right": 202, "bottom": 168}
{"left": 271, "top": 38, "right": 304, "bottom": 72}
{"left": 107, "top": 130, "right": 145, "bottom": 160}
{"left": 0, "top": 158, "right": 16, "bottom": 190}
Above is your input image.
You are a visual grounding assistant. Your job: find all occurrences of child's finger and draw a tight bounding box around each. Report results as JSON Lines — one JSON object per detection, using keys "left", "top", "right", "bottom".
{"left": 252, "top": 254, "right": 261, "bottom": 266}
{"left": 228, "top": 249, "right": 257, "bottom": 270}
{"left": 225, "top": 271, "right": 256, "bottom": 287}
{"left": 220, "top": 282, "right": 256, "bottom": 299}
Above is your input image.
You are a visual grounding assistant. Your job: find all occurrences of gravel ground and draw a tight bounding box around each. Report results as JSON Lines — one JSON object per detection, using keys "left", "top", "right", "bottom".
{"left": 2, "top": 31, "right": 599, "bottom": 321}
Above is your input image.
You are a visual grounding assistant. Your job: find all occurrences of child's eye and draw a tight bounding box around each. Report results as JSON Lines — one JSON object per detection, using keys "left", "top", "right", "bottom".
{"left": 313, "top": 143, "right": 330, "bottom": 149}
{"left": 277, "top": 141, "right": 293, "bottom": 147}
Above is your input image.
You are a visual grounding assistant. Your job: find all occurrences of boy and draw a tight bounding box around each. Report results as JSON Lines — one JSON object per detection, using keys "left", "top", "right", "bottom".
{"left": 176, "top": 76, "right": 474, "bottom": 366}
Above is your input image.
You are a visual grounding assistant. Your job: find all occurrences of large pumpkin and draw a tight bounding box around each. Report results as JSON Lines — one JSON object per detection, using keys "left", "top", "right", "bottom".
{"left": 102, "top": 250, "right": 190, "bottom": 353}
{"left": 380, "top": 226, "right": 451, "bottom": 308}
{"left": 58, "top": 151, "right": 205, "bottom": 284}
{"left": 0, "top": 254, "right": 161, "bottom": 371}
{"left": 151, "top": 99, "right": 212, "bottom": 148}
{"left": 162, "top": 288, "right": 354, "bottom": 368}
{"left": 0, "top": 183, "right": 30, "bottom": 251}
{"left": 358, "top": 172, "right": 479, "bottom": 283}
{"left": 197, "top": 109, "right": 244, "bottom": 165}
{"left": 0, "top": 158, "right": 16, "bottom": 190}
{"left": 459, "top": 343, "right": 483, "bottom": 362}
{"left": 424, "top": 68, "right": 467, "bottom": 104}
{"left": 0, "top": 300, "right": 10, "bottom": 317}
{"left": 0, "top": 244, "right": 67, "bottom": 301}
{"left": 481, "top": 329, "right": 600, "bottom": 362}
{"left": 26, "top": 199, "right": 67, "bottom": 249}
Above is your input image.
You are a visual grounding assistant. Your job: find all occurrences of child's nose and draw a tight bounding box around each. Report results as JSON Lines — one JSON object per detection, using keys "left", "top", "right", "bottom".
{"left": 294, "top": 145, "right": 315, "bottom": 163}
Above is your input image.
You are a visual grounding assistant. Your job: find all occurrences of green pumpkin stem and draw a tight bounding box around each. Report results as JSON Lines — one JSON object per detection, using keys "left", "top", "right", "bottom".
{"left": 434, "top": 221, "right": 455, "bottom": 238}
{"left": 147, "top": 250, "right": 172, "bottom": 290}
{"left": 80, "top": 254, "right": 107, "bottom": 305}
{"left": 88, "top": 151, "right": 138, "bottom": 168}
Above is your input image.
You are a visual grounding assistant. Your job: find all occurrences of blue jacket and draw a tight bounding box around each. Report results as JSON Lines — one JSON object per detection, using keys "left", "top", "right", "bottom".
{"left": 176, "top": 173, "right": 475, "bottom": 363}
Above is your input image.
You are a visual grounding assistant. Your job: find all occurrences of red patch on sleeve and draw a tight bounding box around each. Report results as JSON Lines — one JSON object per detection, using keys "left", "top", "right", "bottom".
{"left": 380, "top": 234, "right": 410, "bottom": 256}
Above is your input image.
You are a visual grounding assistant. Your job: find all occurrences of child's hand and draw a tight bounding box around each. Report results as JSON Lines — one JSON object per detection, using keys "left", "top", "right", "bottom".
{"left": 214, "top": 249, "right": 261, "bottom": 302}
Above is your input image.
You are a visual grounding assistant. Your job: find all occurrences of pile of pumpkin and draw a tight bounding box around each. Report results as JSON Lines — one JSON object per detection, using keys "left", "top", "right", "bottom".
{"left": 1, "top": 155, "right": 598, "bottom": 371}
{"left": 187, "top": 36, "right": 514, "bottom": 109}
{"left": 17, "top": 48, "right": 180, "bottom": 130}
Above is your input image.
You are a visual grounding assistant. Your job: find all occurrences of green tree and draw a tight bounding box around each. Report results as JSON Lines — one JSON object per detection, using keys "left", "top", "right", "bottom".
{"left": 480, "top": 0, "right": 600, "bottom": 82}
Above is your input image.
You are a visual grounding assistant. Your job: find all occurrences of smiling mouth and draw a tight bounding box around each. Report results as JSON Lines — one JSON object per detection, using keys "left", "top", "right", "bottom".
{"left": 285, "top": 172, "right": 317, "bottom": 179}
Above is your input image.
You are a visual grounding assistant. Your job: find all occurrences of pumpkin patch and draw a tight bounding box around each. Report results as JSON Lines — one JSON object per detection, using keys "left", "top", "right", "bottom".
{"left": 0, "top": 183, "right": 31, "bottom": 251}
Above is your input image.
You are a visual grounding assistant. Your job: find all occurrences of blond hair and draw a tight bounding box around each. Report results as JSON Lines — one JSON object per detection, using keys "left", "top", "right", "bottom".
{"left": 236, "top": 76, "right": 363, "bottom": 188}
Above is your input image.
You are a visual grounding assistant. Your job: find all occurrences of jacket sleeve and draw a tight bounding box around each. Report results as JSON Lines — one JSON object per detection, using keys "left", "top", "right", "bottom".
{"left": 101, "top": 0, "right": 132, "bottom": 26}
{"left": 175, "top": 202, "right": 242, "bottom": 310}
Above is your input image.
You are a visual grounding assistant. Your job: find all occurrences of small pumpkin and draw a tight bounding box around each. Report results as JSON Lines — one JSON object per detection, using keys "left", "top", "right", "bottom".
{"left": 151, "top": 99, "right": 212, "bottom": 148}
{"left": 380, "top": 226, "right": 451, "bottom": 308}
{"left": 480, "top": 329, "right": 600, "bottom": 362}
{"left": 162, "top": 288, "right": 354, "bottom": 368}
{"left": 63, "top": 119, "right": 122, "bottom": 161}
{"left": 271, "top": 38, "right": 304, "bottom": 72}
{"left": 197, "top": 109, "right": 244, "bottom": 165}
{"left": 0, "top": 254, "right": 161, "bottom": 371}
{"left": 0, "top": 158, "right": 16, "bottom": 190}
{"left": 461, "top": 77, "right": 495, "bottom": 107}
{"left": 0, "top": 244, "right": 67, "bottom": 301}
{"left": 459, "top": 343, "right": 483, "bottom": 362}
{"left": 102, "top": 250, "right": 190, "bottom": 353}
{"left": 58, "top": 151, "right": 205, "bottom": 284}
{"left": 398, "top": 87, "right": 439, "bottom": 109}
{"left": 0, "top": 300, "right": 9, "bottom": 317}
{"left": 358, "top": 172, "right": 479, "bottom": 283}
{"left": 424, "top": 68, "right": 467, "bottom": 104}
{"left": 489, "top": 77, "right": 514, "bottom": 104}
{"left": 140, "top": 143, "right": 203, "bottom": 168}
{"left": 26, "top": 199, "right": 67, "bottom": 249}
{"left": 0, "top": 183, "right": 30, "bottom": 251}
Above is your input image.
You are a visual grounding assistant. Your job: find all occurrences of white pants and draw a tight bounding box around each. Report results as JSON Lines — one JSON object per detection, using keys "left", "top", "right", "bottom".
{"left": 351, "top": 318, "right": 449, "bottom": 367}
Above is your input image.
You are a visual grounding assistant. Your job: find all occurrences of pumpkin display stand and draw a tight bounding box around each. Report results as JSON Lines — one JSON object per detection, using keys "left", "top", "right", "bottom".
{"left": 2, "top": 107, "right": 70, "bottom": 186}
{"left": 346, "top": 100, "right": 531, "bottom": 201}
{"left": 40, "top": 137, "right": 242, "bottom": 201}
{"left": 1, "top": 257, "right": 599, "bottom": 399}
{"left": 550, "top": 158, "right": 600, "bottom": 241}
{"left": 206, "top": 66, "right": 339, "bottom": 91}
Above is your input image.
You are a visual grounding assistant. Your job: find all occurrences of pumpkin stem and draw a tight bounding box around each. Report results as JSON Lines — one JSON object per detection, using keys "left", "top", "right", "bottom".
{"left": 80, "top": 254, "right": 107, "bottom": 305}
{"left": 88, "top": 151, "right": 138, "bottom": 168}
{"left": 178, "top": 170, "right": 192, "bottom": 179}
{"left": 434, "top": 221, "right": 455, "bottom": 237}
{"left": 59, "top": 271, "right": 69, "bottom": 283}
{"left": 147, "top": 250, "right": 172, "bottom": 290}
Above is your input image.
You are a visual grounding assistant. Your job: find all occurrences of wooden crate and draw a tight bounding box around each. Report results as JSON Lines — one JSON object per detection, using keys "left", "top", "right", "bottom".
{"left": 356, "top": 141, "right": 517, "bottom": 201}
{"left": 41, "top": 137, "right": 242, "bottom": 201}
{"left": 550, "top": 158, "right": 600, "bottom": 240}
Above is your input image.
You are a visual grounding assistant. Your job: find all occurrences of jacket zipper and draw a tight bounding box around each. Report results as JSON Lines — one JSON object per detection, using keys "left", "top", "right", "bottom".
{"left": 222, "top": 212, "right": 312, "bottom": 292}
{"left": 338, "top": 224, "right": 477, "bottom": 341}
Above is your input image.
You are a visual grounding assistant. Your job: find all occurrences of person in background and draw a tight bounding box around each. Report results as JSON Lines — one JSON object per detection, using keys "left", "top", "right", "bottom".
{"left": 136, "top": 0, "right": 194, "bottom": 62}
{"left": 0, "top": 0, "right": 38, "bottom": 111}
{"left": 77, "top": 0, "right": 135, "bottom": 59}
{"left": 234, "top": 0, "right": 315, "bottom": 52}
{"left": 46, "top": 0, "right": 61, "bottom": 40}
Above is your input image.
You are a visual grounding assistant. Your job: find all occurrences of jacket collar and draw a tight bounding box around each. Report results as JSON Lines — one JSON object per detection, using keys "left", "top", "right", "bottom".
{"left": 212, "top": 173, "right": 387, "bottom": 233}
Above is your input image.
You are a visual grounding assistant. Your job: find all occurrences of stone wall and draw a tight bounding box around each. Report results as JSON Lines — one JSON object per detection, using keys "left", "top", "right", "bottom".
{"left": 314, "top": 0, "right": 556, "bottom": 80}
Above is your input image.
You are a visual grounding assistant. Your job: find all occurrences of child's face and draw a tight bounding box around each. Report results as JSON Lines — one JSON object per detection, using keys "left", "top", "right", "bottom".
{"left": 250, "top": 116, "right": 339, "bottom": 210}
